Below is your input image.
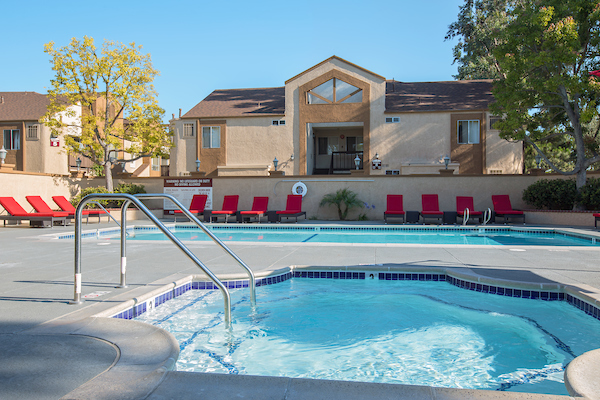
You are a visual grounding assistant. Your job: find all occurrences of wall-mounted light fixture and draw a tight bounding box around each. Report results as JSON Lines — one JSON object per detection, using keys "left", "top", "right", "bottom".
{"left": 354, "top": 154, "right": 361, "bottom": 170}
{"left": 76, "top": 157, "right": 82, "bottom": 172}
{"left": 443, "top": 155, "right": 451, "bottom": 170}
{"left": 0, "top": 146, "right": 6, "bottom": 165}
{"left": 535, "top": 153, "right": 542, "bottom": 169}
{"left": 273, "top": 157, "right": 279, "bottom": 171}
{"left": 195, "top": 159, "right": 201, "bottom": 172}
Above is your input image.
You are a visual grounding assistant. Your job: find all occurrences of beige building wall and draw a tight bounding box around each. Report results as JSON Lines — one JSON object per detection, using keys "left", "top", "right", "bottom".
{"left": 225, "top": 116, "right": 294, "bottom": 175}
{"left": 170, "top": 119, "right": 198, "bottom": 176}
{"left": 486, "top": 113, "right": 524, "bottom": 174}
{"left": 370, "top": 113, "right": 452, "bottom": 174}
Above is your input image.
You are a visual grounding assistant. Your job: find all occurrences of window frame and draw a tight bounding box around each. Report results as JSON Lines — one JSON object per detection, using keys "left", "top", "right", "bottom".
{"left": 26, "top": 124, "right": 39, "bottom": 141}
{"left": 457, "top": 120, "right": 480, "bottom": 144}
{"left": 182, "top": 123, "right": 195, "bottom": 138}
{"left": 202, "top": 126, "right": 221, "bottom": 149}
{"left": 3, "top": 129, "right": 21, "bottom": 150}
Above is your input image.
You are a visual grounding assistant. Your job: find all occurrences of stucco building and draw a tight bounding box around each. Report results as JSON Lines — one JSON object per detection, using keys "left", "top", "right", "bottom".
{"left": 171, "top": 56, "right": 523, "bottom": 177}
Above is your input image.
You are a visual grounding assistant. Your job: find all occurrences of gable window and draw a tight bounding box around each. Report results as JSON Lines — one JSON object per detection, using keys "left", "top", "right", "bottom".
{"left": 489, "top": 116, "right": 502, "bottom": 130}
{"left": 385, "top": 117, "right": 400, "bottom": 123}
{"left": 27, "top": 125, "right": 39, "bottom": 140}
{"left": 457, "top": 120, "right": 480, "bottom": 144}
{"left": 202, "top": 126, "right": 220, "bottom": 148}
{"left": 307, "top": 78, "right": 362, "bottom": 104}
{"left": 272, "top": 120, "right": 286, "bottom": 126}
{"left": 3, "top": 129, "right": 21, "bottom": 150}
{"left": 183, "top": 123, "right": 194, "bottom": 138}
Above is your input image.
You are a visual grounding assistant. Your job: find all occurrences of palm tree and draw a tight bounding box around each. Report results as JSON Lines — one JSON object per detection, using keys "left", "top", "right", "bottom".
{"left": 319, "top": 188, "right": 364, "bottom": 220}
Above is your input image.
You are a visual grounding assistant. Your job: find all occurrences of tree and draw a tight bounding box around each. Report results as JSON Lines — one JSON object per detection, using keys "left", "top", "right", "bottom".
{"left": 491, "top": 1, "right": 600, "bottom": 205}
{"left": 42, "top": 36, "right": 171, "bottom": 190}
{"left": 446, "top": 0, "right": 516, "bottom": 80}
{"left": 319, "top": 188, "right": 364, "bottom": 220}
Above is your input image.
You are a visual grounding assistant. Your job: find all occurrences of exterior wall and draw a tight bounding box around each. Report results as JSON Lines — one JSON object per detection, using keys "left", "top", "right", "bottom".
{"left": 451, "top": 112, "right": 485, "bottom": 174}
{"left": 370, "top": 112, "right": 452, "bottom": 174}
{"left": 170, "top": 119, "right": 198, "bottom": 176}
{"left": 285, "top": 58, "right": 387, "bottom": 175}
{"left": 1, "top": 171, "right": 597, "bottom": 226}
{"left": 0, "top": 121, "right": 25, "bottom": 170}
{"left": 225, "top": 116, "right": 293, "bottom": 175}
{"left": 486, "top": 113, "right": 524, "bottom": 174}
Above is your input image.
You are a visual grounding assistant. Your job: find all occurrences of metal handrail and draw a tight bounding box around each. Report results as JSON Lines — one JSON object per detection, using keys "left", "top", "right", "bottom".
{"left": 72, "top": 193, "right": 233, "bottom": 327}
{"left": 89, "top": 201, "right": 121, "bottom": 226}
{"left": 134, "top": 193, "right": 256, "bottom": 307}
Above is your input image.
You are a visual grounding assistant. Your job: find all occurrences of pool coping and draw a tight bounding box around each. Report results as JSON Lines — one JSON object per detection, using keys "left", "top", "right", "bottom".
{"left": 86, "top": 264, "right": 600, "bottom": 399}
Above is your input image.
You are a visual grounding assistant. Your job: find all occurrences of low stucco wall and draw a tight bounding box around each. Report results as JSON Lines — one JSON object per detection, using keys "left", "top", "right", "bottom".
{"left": 2, "top": 171, "right": 599, "bottom": 226}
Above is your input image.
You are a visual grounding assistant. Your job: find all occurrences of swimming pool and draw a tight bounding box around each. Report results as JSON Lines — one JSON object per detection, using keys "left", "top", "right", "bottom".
{"left": 96, "top": 225, "right": 600, "bottom": 247}
{"left": 134, "top": 277, "right": 600, "bottom": 395}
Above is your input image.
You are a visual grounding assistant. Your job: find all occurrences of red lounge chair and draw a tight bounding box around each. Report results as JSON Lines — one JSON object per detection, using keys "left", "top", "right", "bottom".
{"left": 173, "top": 194, "right": 208, "bottom": 222}
{"left": 0, "top": 197, "right": 67, "bottom": 228}
{"left": 26, "top": 196, "right": 71, "bottom": 222}
{"left": 239, "top": 197, "right": 269, "bottom": 223}
{"left": 211, "top": 195, "right": 239, "bottom": 223}
{"left": 595, "top": 213, "right": 600, "bottom": 229}
{"left": 456, "top": 196, "right": 483, "bottom": 224}
{"left": 276, "top": 194, "right": 306, "bottom": 223}
{"left": 421, "top": 194, "right": 443, "bottom": 224}
{"left": 492, "top": 195, "right": 525, "bottom": 224}
{"left": 384, "top": 195, "right": 405, "bottom": 224}
{"left": 52, "top": 195, "right": 109, "bottom": 223}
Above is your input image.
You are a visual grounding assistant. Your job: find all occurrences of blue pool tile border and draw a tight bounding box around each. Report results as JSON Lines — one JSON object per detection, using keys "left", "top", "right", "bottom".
{"left": 112, "top": 270, "right": 600, "bottom": 323}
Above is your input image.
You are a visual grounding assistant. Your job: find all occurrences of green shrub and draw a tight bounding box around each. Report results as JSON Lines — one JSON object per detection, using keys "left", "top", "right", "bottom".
{"left": 319, "top": 188, "right": 364, "bottom": 220}
{"left": 522, "top": 179, "right": 577, "bottom": 210}
{"left": 71, "top": 184, "right": 146, "bottom": 209}
{"left": 580, "top": 177, "right": 600, "bottom": 210}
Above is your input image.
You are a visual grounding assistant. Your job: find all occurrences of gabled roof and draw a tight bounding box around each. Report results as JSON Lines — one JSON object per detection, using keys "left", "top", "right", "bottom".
{"left": 182, "top": 87, "right": 285, "bottom": 119}
{"left": 285, "top": 56, "right": 386, "bottom": 84}
{"left": 0, "top": 92, "right": 51, "bottom": 122}
{"left": 385, "top": 80, "right": 494, "bottom": 113}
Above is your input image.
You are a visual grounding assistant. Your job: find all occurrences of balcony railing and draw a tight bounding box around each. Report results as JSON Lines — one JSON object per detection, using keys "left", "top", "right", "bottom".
{"left": 329, "top": 151, "right": 363, "bottom": 174}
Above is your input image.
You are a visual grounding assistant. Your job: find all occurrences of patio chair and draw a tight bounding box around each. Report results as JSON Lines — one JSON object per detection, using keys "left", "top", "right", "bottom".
{"left": 383, "top": 195, "right": 405, "bottom": 224}
{"left": 492, "top": 195, "right": 525, "bottom": 224}
{"left": 211, "top": 195, "right": 239, "bottom": 223}
{"left": 456, "top": 196, "right": 483, "bottom": 224}
{"left": 421, "top": 194, "right": 443, "bottom": 224}
{"left": 239, "top": 197, "right": 269, "bottom": 223}
{"left": 173, "top": 194, "right": 208, "bottom": 222}
{"left": 594, "top": 213, "right": 600, "bottom": 229}
{"left": 52, "top": 195, "right": 109, "bottom": 223}
{"left": 276, "top": 194, "right": 306, "bottom": 223}
{"left": 0, "top": 197, "right": 67, "bottom": 228}
{"left": 26, "top": 196, "right": 71, "bottom": 223}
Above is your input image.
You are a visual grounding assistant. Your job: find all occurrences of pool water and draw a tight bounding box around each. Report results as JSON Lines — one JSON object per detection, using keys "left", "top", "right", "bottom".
{"left": 134, "top": 279, "right": 600, "bottom": 395}
{"left": 123, "top": 226, "right": 598, "bottom": 246}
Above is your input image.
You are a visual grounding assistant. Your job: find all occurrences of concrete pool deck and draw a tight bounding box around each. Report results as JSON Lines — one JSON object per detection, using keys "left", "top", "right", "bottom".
{"left": 2, "top": 219, "right": 600, "bottom": 399}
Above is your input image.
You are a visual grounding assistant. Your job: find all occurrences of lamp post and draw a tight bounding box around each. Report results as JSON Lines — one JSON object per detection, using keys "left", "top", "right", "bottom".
{"left": 273, "top": 157, "right": 278, "bottom": 171}
{"left": 195, "top": 159, "right": 201, "bottom": 172}
{"left": 76, "top": 157, "right": 82, "bottom": 172}
{"left": 0, "top": 146, "right": 6, "bottom": 166}
{"left": 535, "top": 153, "right": 542, "bottom": 169}
{"left": 443, "top": 155, "right": 451, "bottom": 170}
{"left": 354, "top": 154, "right": 361, "bottom": 170}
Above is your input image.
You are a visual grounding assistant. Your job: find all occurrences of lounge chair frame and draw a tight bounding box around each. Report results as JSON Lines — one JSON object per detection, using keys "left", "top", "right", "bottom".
{"left": 384, "top": 195, "right": 405, "bottom": 224}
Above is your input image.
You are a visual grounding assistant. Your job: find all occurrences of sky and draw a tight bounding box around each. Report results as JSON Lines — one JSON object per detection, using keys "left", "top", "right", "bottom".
{"left": 1, "top": 0, "right": 464, "bottom": 122}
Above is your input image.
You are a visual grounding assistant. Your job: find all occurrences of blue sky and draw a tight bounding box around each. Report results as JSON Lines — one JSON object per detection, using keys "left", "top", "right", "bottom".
{"left": 2, "top": 0, "right": 464, "bottom": 121}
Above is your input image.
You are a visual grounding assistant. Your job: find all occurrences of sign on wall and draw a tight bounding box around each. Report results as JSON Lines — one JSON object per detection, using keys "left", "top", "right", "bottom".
{"left": 163, "top": 178, "right": 213, "bottom": 214}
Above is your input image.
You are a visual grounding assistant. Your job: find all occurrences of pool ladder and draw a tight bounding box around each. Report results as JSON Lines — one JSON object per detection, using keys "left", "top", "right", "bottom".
{"left": 71, "top": 193, "right": 256, "bottom": 328}
{"left": 461, "top": 208, "right": 492, "bottom": 226}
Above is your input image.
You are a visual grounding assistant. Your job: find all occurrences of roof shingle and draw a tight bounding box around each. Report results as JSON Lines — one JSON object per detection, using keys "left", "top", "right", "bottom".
{"left": 182, "top": 87, "right": 285, "bottom": 119}
{"left": 0, "top": 92, "right": 50, "bottom": 122}
{"left": 385, "top": 80, "right": 494, "bottom": 113}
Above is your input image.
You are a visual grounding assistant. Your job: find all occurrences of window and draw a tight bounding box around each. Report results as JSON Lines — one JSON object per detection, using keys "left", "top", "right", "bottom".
{"left": 183, "top": 123, "right": 194, "bottom": 138}
{"left": 307, "top": 78, "right": 362, "bottom": 104}
{"left": 318, "top": 137, "right": 329, "bottom": 155}
{"left": 489, "top": 116, "right": 502, "bottom": 130}
{"left": 272, "top": 120, "right": 286, "bottom": 126}
{"left": 3, "top": 129, "right": 20, "bottom": 150}
{"left": 457, "top": 120, "right": 480, "bottom": 144}
{"left": 27, "top": 125, "right": 39, "bottom": 140}
{"left": 385, "top": 117, "right": 400, "bottom": 123}
{"left": 202, "top": 126, "right": 220, "bottom": 148}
